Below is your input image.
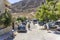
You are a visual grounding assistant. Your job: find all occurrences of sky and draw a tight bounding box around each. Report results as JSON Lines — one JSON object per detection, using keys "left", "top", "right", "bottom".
{"left": 8, "top": 0, "right": 22, "bottom": 4}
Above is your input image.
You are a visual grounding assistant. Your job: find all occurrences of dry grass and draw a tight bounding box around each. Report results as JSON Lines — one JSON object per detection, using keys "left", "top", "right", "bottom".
{"left": 11, "top": 12, "right": 35, "bottom": 19}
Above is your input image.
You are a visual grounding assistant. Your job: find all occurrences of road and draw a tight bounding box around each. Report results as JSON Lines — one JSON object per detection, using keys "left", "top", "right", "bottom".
{"left": 13, "top": 30, "right": 60, "bottom": 40}
{"left": 13, "top": 29, "right": 46, "bottom": 40}
{"left": 13, "top": 21, "right": 60, "bottom": 40}
{"left": 13, "top": 21, "right": 45, "bottom": 40}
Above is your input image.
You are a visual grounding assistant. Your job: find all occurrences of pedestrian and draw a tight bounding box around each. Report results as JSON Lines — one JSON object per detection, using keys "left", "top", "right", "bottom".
{"left": 28, "top": 23, "right": 30, "bottom": 30}
{"left": 46, "top": 23, "right": 51, "bottom": 33}
{"left": 12, "top": 22, "right": 15, "bottom": 30}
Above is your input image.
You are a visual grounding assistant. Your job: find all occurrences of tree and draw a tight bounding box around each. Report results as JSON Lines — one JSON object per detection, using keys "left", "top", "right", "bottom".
{"left": 56, "top": 2, "right": 60, "bottom": 18}
{"left": 0, "top": 10, "right": 12, "bottom": 28}
{"left": 17, "top": 16, "right": 27, "bottom": 22}
{"left": 35, "top": 3, "right": 50, "bottom": 22}
{"left": 35, "top": 0, "right": 60, "bottom": 22}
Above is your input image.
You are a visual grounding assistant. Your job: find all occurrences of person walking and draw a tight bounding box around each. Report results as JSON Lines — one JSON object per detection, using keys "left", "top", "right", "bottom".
{"left": 28, "top": 23, "right": 30, "bottom": 30}
{"left": 28, "top": 21, "right": 31, "bottom": 30}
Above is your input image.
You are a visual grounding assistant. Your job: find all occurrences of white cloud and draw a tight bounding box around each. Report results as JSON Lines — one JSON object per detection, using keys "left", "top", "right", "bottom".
{"left": 8, "top": 0, "right": 22, "bottom": 4}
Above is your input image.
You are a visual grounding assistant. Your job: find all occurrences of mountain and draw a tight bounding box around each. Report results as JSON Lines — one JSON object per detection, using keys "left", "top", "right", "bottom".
{"left": 11, "top": 0, "right": 45, "bottom": 13}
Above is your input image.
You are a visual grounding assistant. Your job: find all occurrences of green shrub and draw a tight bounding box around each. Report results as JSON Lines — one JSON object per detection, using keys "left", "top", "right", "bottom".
{"left": 0, "top": 10, "right": 12, "bottom": 27}
{"left": 17, "top": 16, "right": 27, "bottom": 22}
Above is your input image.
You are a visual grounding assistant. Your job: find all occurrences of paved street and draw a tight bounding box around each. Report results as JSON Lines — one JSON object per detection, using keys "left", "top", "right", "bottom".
{"left": 30, "top": 21, "right": 37, "bottom": 30}
{"left": 13, "top": 28, "right": 60, "bottom": 40}
{"left": 14, "top": 30, "right": 45, "bottom": 40}
{"left": 13, "top": 22, "right": 60, "bottom": 40}
{"left": 13, "top": 21, "right": 45, "bottom": 40}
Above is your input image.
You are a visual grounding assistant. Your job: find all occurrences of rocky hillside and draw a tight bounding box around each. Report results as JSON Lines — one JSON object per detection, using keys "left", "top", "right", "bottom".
{"left": 11, "top": 0, "right": 45, "bottom": 13}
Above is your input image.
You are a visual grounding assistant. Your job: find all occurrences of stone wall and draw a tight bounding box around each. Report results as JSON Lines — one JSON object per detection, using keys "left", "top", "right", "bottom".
{"left": 0, "top": 26, "right": 12, "bottom": 35}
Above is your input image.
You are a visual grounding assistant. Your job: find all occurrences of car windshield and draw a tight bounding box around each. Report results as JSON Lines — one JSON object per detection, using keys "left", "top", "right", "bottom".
{"left": 18, "top": 26, "right": 26, "bottom": 29}
{"left": 20, "top": 27, "right": 25, "bottom": 30}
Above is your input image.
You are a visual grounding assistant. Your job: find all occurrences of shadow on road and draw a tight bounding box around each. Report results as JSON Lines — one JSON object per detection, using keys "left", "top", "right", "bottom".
{"left": 53, "top": 32, "right": 60, "bottom": 35}
{"left": 17, "top": 31, "right": 27, "bottom": 33}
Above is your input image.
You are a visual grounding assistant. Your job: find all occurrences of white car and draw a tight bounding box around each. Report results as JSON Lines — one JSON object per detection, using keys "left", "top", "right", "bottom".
{"left": 55, "top": 27, "right": 60, "bottom": 34}
{"left": 44, "top": 22, "right": 57, "bottom": 29}
{"left": 54, "top": 21, "right": 60, "bottom": 34}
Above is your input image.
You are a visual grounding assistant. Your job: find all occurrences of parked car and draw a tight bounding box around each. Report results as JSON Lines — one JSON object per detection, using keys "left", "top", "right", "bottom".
{"left": 38, "top": 21, "right": 46, "bottom": 26}
{"left": 55, "top": 27, "right": 60, "bottom": 34}
{"left": 26, "top": 20, "right": 29, "bottom": 22}
{"left": 22, "top": 22, "right": 27, "bottom": 25}
{"left": 44, "top": 22, "right": 57, "bottom": 29}
{"left": 55, "top": 21, "right": 60, "bottom": 26}
{"left": 32, "top": 19, "right": 38, "bottom": 24}
{"left": 18, "top": 25, "right": 27, "bottom": 33}
{"left": 49, "top": 22, "right": 57, "bottom": 29}
{"left": 54, "top": 21, "right": 60, "bottom": 34}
